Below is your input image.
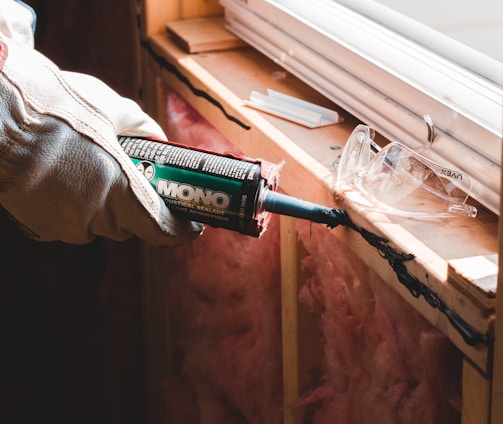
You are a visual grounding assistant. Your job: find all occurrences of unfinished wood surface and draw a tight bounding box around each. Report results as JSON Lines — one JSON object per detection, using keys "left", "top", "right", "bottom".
{"left": 143, "top": 33, "right": 496, "bottom": 372}
{"left": 138, "top": 0, "right": 223, "bottom": 39}
{"left": 280, "top": 218, "right": 325, "bottom": 424}
{"left": 179, "top": 0, "right": 223, "bottom": 19}
{"left": 491, "top": 153, "right": 503, "bottom": 423}
{"left": 448, "top": 254, "right": 497, "bottom": 311}
{"left": 138, "top": 0, "right": 179, "bottom": 39}
{"left": 280, "top": 216, "right": 300, "bottom": 424}
{"left": 166, "top": 17, "right": 246, "bottom": 53}
{"left": 462, "top": 359, "right": 490, "bottom": 424}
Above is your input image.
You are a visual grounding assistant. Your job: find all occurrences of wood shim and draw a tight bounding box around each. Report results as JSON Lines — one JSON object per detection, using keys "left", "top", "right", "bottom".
{"left": 166, "top": 17, "right": 247, "bottom": 53}
{"left": 448, "top": 254, "right": 497, "bottom": 312}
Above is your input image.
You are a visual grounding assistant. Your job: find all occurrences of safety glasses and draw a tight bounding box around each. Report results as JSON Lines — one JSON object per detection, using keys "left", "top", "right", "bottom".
{"left": 336, "top": 125, "right": 477, "bottom": 218}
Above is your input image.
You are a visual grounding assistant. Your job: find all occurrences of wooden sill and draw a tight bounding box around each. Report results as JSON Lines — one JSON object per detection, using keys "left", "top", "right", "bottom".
{"left": 143, "top": 33, "right": 498, "bottom": 373}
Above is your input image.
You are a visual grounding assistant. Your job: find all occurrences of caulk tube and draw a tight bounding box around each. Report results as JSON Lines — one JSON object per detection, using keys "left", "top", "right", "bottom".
{"left": 119, "top": 136, "right": 279, "bottom": 237}
{"left": 119, "top": 136, "right": 348, "bottom": 237}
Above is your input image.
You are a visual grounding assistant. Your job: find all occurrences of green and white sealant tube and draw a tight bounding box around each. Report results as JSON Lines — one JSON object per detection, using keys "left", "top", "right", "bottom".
{"left": 119, "top": 136, "right": 348, "bottom": 237}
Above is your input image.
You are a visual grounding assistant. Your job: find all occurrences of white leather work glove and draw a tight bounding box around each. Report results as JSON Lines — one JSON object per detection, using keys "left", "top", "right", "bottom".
{"left": 0, "top": 0, "right": 35, "bottom": 48}
{"left": 0, "top": 38, "right": 203, "bottom": 245}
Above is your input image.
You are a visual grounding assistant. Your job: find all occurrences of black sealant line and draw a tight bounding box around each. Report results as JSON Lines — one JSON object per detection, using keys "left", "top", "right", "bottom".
{"left": 288, "top": 203, "right": 486, "bottom": 346}
{"left": 341, "top": 215, "right": 487, "bottom": 347}
{"left": 141, "top": 40, "right": 251, "bottom": 131}
{"left": 142, "top": 39, "right": 485, "bottom": 347}
{"left": 250, "top": 190, "right": 486, "bottom": 347}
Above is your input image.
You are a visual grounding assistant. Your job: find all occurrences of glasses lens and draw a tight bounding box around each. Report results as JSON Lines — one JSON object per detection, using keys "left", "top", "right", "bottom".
{"left": 360, "top": 143, "right": 472, "bottom": 215}
{"left": 336, "top": 125, "right": 476, "bottom": 217}
{"left": 337, "top": 124, "right": 374, "bottom": 188}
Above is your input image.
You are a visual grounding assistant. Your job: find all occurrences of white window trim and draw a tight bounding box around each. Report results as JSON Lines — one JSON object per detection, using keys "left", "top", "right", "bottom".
{"left": 221, "top": 0, "right": 503, "bottom": 215}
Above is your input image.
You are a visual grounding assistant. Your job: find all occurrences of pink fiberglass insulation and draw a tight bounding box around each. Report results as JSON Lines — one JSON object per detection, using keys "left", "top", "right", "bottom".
{"left": 160, "top": 223, "right": 283, "bottom": 424}
{"left": 159, "top": 90, "right": 284, "bottom": 424}
{"left": 292, "top": 220, "right": 462, "bottom": 424}
{"left": 159, "top": 90, "right": 462, "bottom": 424}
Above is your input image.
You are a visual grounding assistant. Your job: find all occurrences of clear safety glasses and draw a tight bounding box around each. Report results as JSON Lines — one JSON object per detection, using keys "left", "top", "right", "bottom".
{"left": 336, "top": 125, "right": 477, "bottom": 218}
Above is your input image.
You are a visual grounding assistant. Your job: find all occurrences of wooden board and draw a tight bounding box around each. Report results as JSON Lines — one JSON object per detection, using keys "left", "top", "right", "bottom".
{"left": 462, "top": 359, "right": 490, "bottom": 424}
{"left": 138, "top": 0, "right": 223, "bottom": 38}
{"left": 280, "top": 216, "right": 300, "bottom": 424}
{"left": 166, "top": 17, "right": 246, "bottom": 53}
{"left": 448, "top": 254, "right": 497, "bottom": 311}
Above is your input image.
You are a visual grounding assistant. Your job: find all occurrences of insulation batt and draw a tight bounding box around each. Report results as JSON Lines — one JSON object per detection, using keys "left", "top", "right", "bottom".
{"left": 158, "top": 91, "right": 462, "bottom": 424}
{"left": 291, "top": 221, "right": 462, "bottom": 424}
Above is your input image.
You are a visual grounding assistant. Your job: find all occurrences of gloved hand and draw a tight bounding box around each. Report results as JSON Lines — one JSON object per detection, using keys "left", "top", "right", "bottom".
{"left": 0, "top": 0, "right": 35, "bottom": 48}
{"left": 0, "top": 39, "right": 203, "bottom": 245}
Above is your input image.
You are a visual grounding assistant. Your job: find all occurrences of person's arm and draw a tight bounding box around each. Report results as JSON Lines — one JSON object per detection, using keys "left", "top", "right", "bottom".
{"left": 0, "top": 3, "right": 203, "bottom": 245}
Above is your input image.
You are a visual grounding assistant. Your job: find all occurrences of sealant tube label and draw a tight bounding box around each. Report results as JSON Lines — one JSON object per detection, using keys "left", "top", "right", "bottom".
{"left": 119, "top": 136, "right": 266, "bottom": 236}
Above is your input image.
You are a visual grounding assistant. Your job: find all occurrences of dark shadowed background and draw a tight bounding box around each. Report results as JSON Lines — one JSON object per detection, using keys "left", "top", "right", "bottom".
{"left": 0, "top": 1, "right": 147, "bottom": 423}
